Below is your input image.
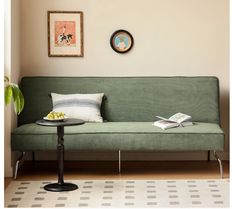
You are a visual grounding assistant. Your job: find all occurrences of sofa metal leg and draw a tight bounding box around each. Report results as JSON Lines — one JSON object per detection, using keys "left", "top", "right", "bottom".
{"left": 213, "top": 150, "right": 223, "bottom": 179}
{"left": 14, "top": 152, "right": 26, "bottom": 179}
{"left": 118, "top": 150, "right": 121, "bottom": 174}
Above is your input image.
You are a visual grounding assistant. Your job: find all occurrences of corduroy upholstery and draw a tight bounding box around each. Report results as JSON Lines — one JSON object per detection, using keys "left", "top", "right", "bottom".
{"left": 12, "top": 122, "right": 224, "bottom": 151}
{"left": 12, "top": 76, "right": 224, "bottom": 152}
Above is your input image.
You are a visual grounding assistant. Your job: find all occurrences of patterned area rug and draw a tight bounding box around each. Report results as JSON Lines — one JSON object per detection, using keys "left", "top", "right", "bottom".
{"left": 5, "top": 179, "right": 229, "bottom": 208}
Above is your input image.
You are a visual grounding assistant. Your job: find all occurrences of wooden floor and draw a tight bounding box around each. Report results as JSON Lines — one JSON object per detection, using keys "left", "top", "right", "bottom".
{"left": 5, "top": 160, "right": 229, "bottom": 190}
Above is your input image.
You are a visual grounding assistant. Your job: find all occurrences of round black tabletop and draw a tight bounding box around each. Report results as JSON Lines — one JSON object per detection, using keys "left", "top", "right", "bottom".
{"left": 36, "top": 118, "right": 85, "bottom": 127}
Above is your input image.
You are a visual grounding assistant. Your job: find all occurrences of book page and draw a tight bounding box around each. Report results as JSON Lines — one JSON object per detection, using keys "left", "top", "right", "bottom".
{"left": 169, "top": 112, "right": 191, "bottom": 124}
{"left": 153, "top": 120, "right": 179, "bottom": 130}
{"left": 155, "top": 116, "right": 168, "bottom": 121}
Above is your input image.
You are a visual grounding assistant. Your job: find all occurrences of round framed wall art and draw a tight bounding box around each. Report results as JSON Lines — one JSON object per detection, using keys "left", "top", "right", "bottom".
{"left": 110, "top": 30, "right": 134, "bottom": 53}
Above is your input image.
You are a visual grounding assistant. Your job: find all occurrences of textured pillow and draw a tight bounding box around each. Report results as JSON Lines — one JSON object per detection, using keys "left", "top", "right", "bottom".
{"left": 51, "top": 93, "right": 104, "bottom": 122}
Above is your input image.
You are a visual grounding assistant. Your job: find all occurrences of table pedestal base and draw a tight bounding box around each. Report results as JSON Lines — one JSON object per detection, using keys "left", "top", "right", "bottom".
{"left": 44, "top": 183, "right": 78, "bottom": 192}
{"left": 35, "top": 119, "right": 84, "bottom": 193}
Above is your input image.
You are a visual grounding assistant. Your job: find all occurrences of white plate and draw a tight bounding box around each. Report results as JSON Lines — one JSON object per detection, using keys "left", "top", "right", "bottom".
{"left": 43, "top": 116, "right": 68, "bottom": 122}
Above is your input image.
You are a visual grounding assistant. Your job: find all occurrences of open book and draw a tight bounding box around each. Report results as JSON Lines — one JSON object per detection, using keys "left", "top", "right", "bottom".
{"left": 153, "top": 112, "right": 193, "bottom": 130}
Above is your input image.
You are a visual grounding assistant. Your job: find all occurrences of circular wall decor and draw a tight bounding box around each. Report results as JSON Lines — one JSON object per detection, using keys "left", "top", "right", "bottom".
{"left": 110, "top": 30, "right": 134, "bottom": 53}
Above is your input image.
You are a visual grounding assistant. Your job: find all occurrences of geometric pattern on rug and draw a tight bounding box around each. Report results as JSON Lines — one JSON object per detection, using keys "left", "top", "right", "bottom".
{"left": 5, "top": 179, "right": 229, "bottom": 208}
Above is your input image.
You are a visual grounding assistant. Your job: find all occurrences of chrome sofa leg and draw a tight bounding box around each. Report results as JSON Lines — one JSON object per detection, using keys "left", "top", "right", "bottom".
{"left": 118, "top": 150, "right": 121, "bottom": 174}
{"left": 14, "top": 152, "right": 25, "bottom": 179}
{"left": 213, "top": 150, "right": 223, "bottom": 179}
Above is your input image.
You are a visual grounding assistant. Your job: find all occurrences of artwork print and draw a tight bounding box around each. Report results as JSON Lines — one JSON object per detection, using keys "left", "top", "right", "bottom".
{"left": 110, "top": 30, "right": 134, "bottom": 53}
{"left": 114, "top": 35, "right": 129, "bottom": 51}
{"left": 54, "top": 21, "right": 76, "bottom": 47}
{"left": 48, "top": 11, "right": 83, "bottom": 57}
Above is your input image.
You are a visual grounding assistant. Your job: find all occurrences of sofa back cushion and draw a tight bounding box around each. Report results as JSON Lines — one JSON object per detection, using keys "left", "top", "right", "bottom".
{"left": 18, "top": 76, "right": 220, "bottom": 125}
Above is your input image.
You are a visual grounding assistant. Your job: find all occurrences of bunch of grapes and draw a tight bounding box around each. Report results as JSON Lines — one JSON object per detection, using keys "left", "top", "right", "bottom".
{"left": 46, "top": 111, "right": 65, "bottom": 119}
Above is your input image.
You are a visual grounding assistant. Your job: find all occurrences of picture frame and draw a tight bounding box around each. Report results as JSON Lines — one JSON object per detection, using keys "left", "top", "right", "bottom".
{"left": 48, "top": 11, "right": 84, "bottom": 57}
{"left": 110, "top": 30, "right": 134, "bottom": 53}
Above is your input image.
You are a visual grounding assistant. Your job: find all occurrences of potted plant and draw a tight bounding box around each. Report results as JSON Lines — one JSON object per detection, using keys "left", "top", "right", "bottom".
{"left": 4, "top": 76, "right": 24, "bottom": 114}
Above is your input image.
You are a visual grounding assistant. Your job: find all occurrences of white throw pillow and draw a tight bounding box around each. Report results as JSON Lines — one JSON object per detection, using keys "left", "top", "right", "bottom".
{"left": 51, "top": 93, "right": 104, "bottom": 122}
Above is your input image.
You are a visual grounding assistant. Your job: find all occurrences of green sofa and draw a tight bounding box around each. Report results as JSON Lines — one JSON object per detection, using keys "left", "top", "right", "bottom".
{"left": 11, "top": 76, "right": 224, "bottom": 178}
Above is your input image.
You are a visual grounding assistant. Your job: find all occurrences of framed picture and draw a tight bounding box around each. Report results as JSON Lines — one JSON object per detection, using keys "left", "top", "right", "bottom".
{"left": 110, "top": 30, "right": 134, "bottom": 53}
{"left": 48, "top": 11, "right": 84, "bottom": 57}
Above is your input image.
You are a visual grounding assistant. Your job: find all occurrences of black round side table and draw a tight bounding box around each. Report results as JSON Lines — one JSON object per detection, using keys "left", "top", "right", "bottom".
{"left": 36, "top": 118, "right": 84, "bottom": 192}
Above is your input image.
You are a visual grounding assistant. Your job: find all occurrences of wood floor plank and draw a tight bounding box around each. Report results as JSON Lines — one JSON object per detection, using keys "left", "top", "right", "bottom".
{"left": 5, "top": 160, "right": 229, "bottom": 190}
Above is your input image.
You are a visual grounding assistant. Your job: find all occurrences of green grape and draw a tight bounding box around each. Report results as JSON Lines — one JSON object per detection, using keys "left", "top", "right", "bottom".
{"left": 46, "top": 111, "right": 66, "bottom": 119}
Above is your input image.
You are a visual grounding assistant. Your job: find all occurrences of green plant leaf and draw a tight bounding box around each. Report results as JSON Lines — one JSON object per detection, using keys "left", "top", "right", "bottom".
{"left": 4, "top": 78, "right": 25, "bottom": 115}
{"left": 5, "top": 85, "right": 13, "bottom": 105}
{"left": 12, "top": 85, "right": 24, "bottom": 115}
{"left": 12, "top": 85, "right": 19, "bottom": 113}
{"left": 18, "top": 89, "right": 24, "bottom": 114}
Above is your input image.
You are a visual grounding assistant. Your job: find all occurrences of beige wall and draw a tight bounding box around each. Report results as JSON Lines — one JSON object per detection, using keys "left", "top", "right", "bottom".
{"left": 4, "top": 0, "right": 12, "bottom": 178}
{"left": 4, "top": 0, "right": 21, "bottom": 177}
{"left": 6, "top": 0, "right": 229, "bottom": 175}
{"left": 20, "top": 0, "right": 229, "bottom": 78}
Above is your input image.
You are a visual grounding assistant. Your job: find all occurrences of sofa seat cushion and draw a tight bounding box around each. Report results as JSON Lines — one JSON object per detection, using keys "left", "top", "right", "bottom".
{"left": 11, "top": 122, "right": 224, "bottom": 151}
